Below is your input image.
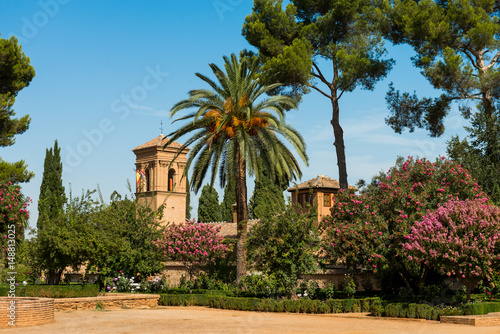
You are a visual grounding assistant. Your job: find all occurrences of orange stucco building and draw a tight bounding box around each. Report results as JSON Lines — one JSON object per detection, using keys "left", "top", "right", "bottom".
{"left": 287, "top": 175, "right": 357, "bottom": 223}
{"left": 132, "top": 135, "right": 189, "bottom": 225}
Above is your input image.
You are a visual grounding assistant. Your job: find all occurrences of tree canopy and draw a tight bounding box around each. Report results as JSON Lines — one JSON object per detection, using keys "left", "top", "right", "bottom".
{"left": 386, "top": 0, "right": 500, "bottom": 137}
{"left": 0, "top": 35, "right": 35, "bottom": 184}
{"left": 242, "top": 0, "right": 394, "bottom": 189}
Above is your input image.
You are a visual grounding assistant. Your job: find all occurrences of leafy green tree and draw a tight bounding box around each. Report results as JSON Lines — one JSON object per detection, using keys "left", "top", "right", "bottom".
{"left": 37, "top": 140, "right": 67, "bottom": 229}
{"left": 88, "top": 191, "right": 164, "bottom": 281}
{"left": 242, "top": 0, "right": 393, "bottom": 189}
{"left": 198, "top": 184, "right": 222, "bottom": 222}
{"left": 34, "top": 190, "right": 96, "bottom": 285}
{"left": 249, "top": 171, "right": 285, "bottom": 219}
{"left": 385, "top": 0, "right": 500, "bottom": 140}
{"left": 447, "top": 110, "right": 500, "bottom": 204}
{"left": 220, "top": 178, "right": 236, "bottom": 222}
{"left": 246, "top": 205, "right": 320, "bottom": 297}
{"left": 0, "top": 35, "right": 35, "bottom": 183}
{"left": 165, "top": 54, "right": 308, "bottom": 282}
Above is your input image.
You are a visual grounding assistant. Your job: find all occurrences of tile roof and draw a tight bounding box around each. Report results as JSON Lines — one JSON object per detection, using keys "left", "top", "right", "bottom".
{"left": 287, "top": 175, "right": 357, "bottom": 192}
{"left": 203, "top": 220, "right": 260, "bottom": 239}
{"left": 132, "top": 135, "right": 184, "bottom": 151}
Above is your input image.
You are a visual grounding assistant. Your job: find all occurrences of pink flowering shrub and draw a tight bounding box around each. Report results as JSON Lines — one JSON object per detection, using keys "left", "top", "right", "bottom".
{"left": 319, "top": 193, "right": 386, "bottom": 268}
{"left": 320, "top": 156, "right": 487, "bottom": 293}
{"left": 403, "top": 198, "right": 500, "bottom": 300}
{"left": 154, "top": 220, "right": 230, "bottom": 280}
{"left": 0, "top": 182, "right": 30, "bottom": 250}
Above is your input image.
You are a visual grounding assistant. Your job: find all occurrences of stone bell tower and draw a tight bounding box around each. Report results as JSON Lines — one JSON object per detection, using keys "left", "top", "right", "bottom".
{"left": 132, "top": 135, "right": 189, "bottom": 225}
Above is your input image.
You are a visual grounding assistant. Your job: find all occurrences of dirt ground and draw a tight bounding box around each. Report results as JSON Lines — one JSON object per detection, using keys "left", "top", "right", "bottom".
{"left": 3, "top": 306, "right": 500, "bottom": 334}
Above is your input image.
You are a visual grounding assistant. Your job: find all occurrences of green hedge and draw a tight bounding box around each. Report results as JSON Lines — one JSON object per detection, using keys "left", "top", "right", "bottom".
{"left": 162, "top": 288, "right": 233, "bottom": 296}
{"left": 369, "top": 300, "right": 500, "bottom": 320}
{"left": 159, "top": 294, "right": 380, "bottom": 314}
{"left": 159, "top": 294, "right": 211, "bottom": 306}
{"left": 460, "top": 302, "right": 500, "bottom": 315}
{"left": 0, "top": 284, "right": 100, "bottom": 298}
{"left": 371, "top": 302, "right": 441, "bottom": 320}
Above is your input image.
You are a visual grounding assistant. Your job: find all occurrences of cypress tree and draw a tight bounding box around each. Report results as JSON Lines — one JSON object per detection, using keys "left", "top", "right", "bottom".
{"left": 249, "top": 172, "right": 286, "bottom": 219}
{"left": 220, "top": 178, "right": 236, "bottom": 222}
{"left": 198, "top": 184, "right": 221, "bottom": 223}
{"left": 37, "top": 140, "right": 66, "bottom": 228}
{"left": 36, "top": 140, "right": 67, "bottom": 284}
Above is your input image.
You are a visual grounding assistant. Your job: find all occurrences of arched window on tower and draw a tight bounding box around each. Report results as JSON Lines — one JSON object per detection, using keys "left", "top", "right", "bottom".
{"left": 145, "top": 169, "right": 151, "bottom": 192}
{"left": 168, "top": 169, "right": 176, "bottom": 191}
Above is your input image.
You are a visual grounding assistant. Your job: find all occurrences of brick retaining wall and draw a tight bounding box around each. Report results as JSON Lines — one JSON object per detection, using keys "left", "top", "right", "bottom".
{"left": 0, "top": 297, "right": 54, "bottom": 328}
{"left": 54, "top": 293, "right": 160, "bottom": 311}
{"left": 440, "top": 313, "right": 500, "bottom": 326}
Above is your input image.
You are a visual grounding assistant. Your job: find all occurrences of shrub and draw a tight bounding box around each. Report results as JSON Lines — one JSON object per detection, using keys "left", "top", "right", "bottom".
{"left": 0, "top": 284, "right": 100, "bottom": 298}
{"left": 325, "top": 282, "right": 336, "bottom": 299}
{"left": 306, "top": 280, "right": 320, "bottom": 300}
{"left": 460, "top": 301, "right": 500, "bottom": 315}
{"left": 154, "top": 221, "right": 230, "bottom": 280}
{"left": 238, "top": 273, "right": 276, "bottom": 298}
{"left": 369, "top": 299, "right": 383, "bottom": 317}
{"left": 321, "top": 156, "right": 487, "bottom": 294}
{"left": 377, "top": 302, "right": 442, "bottom": 320}
{"left": 159, "top": 294, "right": 210, "bottom": 306}
{"left": 282, "top": 299, "right": 298, "bottom": 313}
{"left": 404, "top": 198, "right": 500, "bottom": 301}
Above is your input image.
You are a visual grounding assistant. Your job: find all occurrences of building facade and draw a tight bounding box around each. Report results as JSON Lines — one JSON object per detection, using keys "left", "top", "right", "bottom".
{"left": 287, "top": 175, "right": 357, "bottom": 223}
{"left": 132, "top": 135, "right": 189, "bottom": 225}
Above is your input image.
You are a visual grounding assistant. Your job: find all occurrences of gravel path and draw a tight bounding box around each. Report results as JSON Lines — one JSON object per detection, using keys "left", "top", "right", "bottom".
{"left": 3, "top": 306, "right": 500, "bottom": 334}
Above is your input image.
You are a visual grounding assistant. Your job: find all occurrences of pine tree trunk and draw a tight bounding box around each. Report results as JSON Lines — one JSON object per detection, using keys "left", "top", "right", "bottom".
{"left": 235, "top": 149, "right": 248, "bottom": 284}
{"left": 330, "top": 93, "right": 348, "bottom": 189}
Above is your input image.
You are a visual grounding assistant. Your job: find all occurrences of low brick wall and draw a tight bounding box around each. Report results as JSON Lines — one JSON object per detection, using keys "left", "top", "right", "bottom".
{"left": 441, "top": 313, "right": 500, "bottom": 326}
{"left": 54, "top": 293, "right": 160, "bottom": 311}
{"left": 0, "top": 297, "right": 54, "bottom": 328}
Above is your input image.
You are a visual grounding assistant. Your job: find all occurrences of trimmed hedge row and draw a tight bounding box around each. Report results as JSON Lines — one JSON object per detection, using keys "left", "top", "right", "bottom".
{"left": 162, "top": 288, "right": 232, "bottom": 296}
{"left": 369, "top": 300, "right": 500, "bottom": 320}
{"left": 0, "top": 284, "right": 100, "bottom": 298}
{"left": 159, "top": 294, "right": 211, "bottom": 306}
{"left": 460, "top": 301, "right": 500, "bottom": 315}
{"left": 159, "top": 294, "right": 380, "bottom": 314}
{"left": 369, "top": 301, "right": 441, "bottom": 320}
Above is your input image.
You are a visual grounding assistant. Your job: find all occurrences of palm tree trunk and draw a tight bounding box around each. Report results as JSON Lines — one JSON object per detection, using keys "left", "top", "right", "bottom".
{"left": 235, "top": 148, "right": 248, "bottom": 284}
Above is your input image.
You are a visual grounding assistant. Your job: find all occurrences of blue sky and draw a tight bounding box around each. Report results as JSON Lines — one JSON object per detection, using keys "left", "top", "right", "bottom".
{"left": 0, "top": 0, "right": 468, "bottom": 229}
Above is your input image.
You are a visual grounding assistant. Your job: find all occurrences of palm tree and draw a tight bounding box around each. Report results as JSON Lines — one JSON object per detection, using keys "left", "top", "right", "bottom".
{"left": 165, "top": 54, "right": 308, "bottom": 281}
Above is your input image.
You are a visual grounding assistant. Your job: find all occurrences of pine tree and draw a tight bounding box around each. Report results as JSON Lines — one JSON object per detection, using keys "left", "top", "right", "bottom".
{"left": 447, "top": 110, "right": 500, "bottom": 204}
{"left": 198, "top": 184, "right": 221, "bottom": 223}
{"left": 220, "top": 178, "right": 236, "bottom": 222}
{"left": 0, "top": 35, "right": 36, "bottom": 183}
{"left": 37, "top": 140, "right": 66, "bottom": 228}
